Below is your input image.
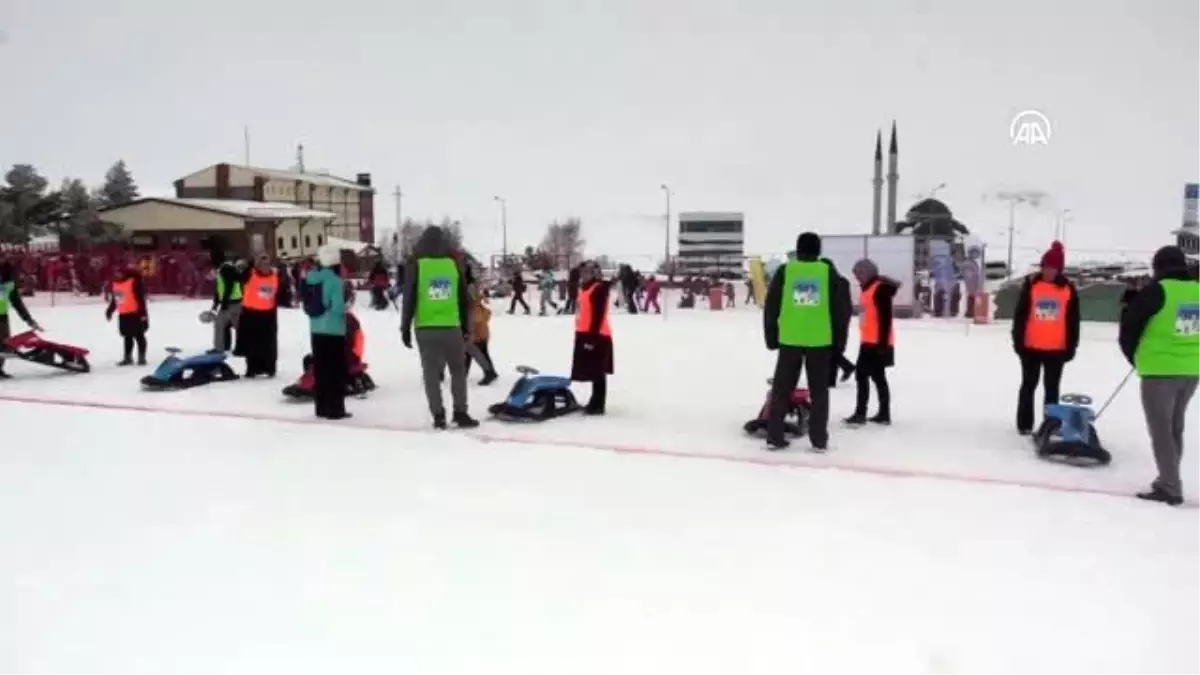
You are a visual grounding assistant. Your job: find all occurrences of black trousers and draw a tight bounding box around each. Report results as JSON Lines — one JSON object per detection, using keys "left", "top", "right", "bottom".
{"left": 768, "top": 346, "right": 831, "bottom": 445}
{"left": 853, "top": 356, "right": 890, "bottom": 417}
{"left": 311, "top": 333, "right": 348, "bottom": 419}
{"left": 118, "top": 314, "right": 147, "bottom": 361}
{"left": 565, "top": 288, "right": 578, "bottom": 313}
{"left": 1016, "top": 351, "right": 1065, "bottom": 431}
{"left": 587, "top": 374, "right": 607, "bottom": 411}
{"left": 464, "top": 340, "right": 492, "bottom": 375}
{"left": 509, "top": 293, "right": 530, "bottom": 314}
{"left": 828, "top": 352, "right": 855, "bottom": 387}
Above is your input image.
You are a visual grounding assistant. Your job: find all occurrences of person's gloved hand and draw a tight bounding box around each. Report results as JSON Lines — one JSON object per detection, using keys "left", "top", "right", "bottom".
{"left": 1064, "top": 348, "right": 1076, "bottom": 363}
{"left": 105, "top": 307, "right": 114, "bottom": 322}
{"left": 141, "top": 315, "right": 149, "bottom": 331}
{"left": 401, "top": 327, "right": 412, "bottom": 349}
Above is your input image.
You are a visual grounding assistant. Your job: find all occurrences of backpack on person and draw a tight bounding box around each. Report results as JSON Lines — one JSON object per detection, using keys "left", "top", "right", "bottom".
{"left": 300, "top": 279, "right": 327, "bottom": 318}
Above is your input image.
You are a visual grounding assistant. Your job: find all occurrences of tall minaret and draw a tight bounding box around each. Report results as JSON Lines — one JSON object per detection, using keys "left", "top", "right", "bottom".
{"left": 871, "top": 130, "right": 883, "bottom": 235}
{"left": 885, "top": 121, "right": 899, "bottom": 234}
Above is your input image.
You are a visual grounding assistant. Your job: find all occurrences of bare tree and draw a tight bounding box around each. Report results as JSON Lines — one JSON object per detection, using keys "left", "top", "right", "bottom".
{"left": 538, "top": 217, "right": 586, "bottom": 269}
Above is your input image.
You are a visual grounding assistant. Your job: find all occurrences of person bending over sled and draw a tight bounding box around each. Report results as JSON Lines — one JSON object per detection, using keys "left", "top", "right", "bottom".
{"left": 235, "top": 254, "right": 280, "bottom": 378}
{"left": 844, "top": 258, "right": 897, "bottom": 425}
{"left": 762, "top": 232, "right": 851, "bottom": 451}
{"left": 105, "top": 262, "right": 149, "bottom": 366}
{"left": 300, "top": 282, "right": 369, "bottom": 388}
{"left": 0, "top": 261, "right": 42, "bottom": 379}
{"left": 1011, "top": 241, "right": 1080, "bottom": 435}
{"left": 303, "top": 246, "right": 351, "bottom": 420}
{"left": 571, "top": 261, "right": 614, "bottom": 415}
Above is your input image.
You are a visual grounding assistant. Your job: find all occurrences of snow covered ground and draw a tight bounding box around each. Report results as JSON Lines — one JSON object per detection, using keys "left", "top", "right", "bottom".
{"left": 1, "top": 294, "right": 1197, "bottom": 674}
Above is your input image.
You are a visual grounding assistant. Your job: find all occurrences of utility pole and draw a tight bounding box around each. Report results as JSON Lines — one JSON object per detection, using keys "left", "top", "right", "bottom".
{"left": 393, "top": 186, "right": 403, "bottom": 228}
{"left": 660, "top": 184, "right": 672, "bottom": 275}
{"left": 296, "top": 144, "right": 305, "bottom": 173}
{"left": 494, "top": 196, "right": 508, "bottom": 267}
{"left": 1055, "top": 208, "right": 1072, "bottom": 244}
{"left": 994, "top": 190, "right": 1046, "bottom": 278}
{"left": 243, "top": 125, "right": 251, "bottom": 165}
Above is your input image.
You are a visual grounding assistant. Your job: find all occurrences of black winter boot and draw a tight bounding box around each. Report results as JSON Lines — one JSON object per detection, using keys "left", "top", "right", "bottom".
{"left": 453, "top": 411, "right": 480, "bottom": 428}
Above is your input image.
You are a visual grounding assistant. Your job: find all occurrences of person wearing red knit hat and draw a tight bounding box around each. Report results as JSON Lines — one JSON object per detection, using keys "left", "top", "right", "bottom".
{"left": 1010, "top": 241, "right": 1081, "bottom": 435}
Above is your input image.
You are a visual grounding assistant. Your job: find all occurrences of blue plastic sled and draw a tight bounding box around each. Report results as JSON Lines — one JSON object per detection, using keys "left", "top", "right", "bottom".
{"left": 141, "top": 348, "right": 240, "bottom": 391}
{"left": 1032, "top": 393, "right": 1112, "bottom": 466}
{"left": 488, "top": 365, "right": 581, "bottom": 421}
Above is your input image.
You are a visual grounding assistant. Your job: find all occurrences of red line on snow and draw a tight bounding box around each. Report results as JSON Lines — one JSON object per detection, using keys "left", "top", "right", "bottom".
{"left": 0, "top": 393, "right": 1194, "bottom": 508}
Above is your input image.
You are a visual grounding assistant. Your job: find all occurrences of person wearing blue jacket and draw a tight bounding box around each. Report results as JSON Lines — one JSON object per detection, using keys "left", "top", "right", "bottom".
{"left": 303, "top": 246, "right": 349, "bottom": 420}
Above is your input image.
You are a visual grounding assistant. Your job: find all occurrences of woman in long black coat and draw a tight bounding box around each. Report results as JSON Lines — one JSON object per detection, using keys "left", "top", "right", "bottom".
{"left": 570, "top": 261, "right": 614, "bottom": 415}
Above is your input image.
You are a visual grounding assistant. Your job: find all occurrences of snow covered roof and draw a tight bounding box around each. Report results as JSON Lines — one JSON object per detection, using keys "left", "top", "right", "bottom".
{"left": 324, "top": 236, "right": 372, "bottom": 253}
{"left": 102, "top": 198, "right": 337, "bottom": 220}
{"left": 238, "top": 165, "right": 372, "bottom": 192}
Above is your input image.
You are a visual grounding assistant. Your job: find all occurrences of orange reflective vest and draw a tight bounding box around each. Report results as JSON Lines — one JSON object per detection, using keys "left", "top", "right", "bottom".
{"left": 859, "top": 281, "right": 894, "bottom": 346}
{"left": 575, "top": 283, "right": 612, "bottom": 337}
{"left": 111, "top": 278, "right": 140, "bottom": 315}
{"left": 347, "top": 311, "right": 365, "bottom": 362}
{"left": 242, "top": 271, "right": 279, "bottom": 311}
{"left": 1024, "top": 280, "right": 1071, "bottom": 351}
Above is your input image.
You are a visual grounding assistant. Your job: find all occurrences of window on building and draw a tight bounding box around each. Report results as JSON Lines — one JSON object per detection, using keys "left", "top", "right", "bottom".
{"left": 169, "top": 235, "right": 189, "bottom": 250}
{"left": 291, "top": 236, "right": 298, "bottom": 249}
{"left": 277, "top": 236, "right": 285, "bottom": 250}
{"left": 317, "top": 235, "right": 324, "bottom": 246}
{"left": 304, "top": 235, "right": 311, "bottom": 249}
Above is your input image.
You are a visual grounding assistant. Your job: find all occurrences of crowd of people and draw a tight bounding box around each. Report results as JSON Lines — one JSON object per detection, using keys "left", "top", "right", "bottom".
{"left": 2, "top": 229, "right": 1196, "bottom": 506}
{"left": 760, "top": 231, "right": 1198, "bottom": 506}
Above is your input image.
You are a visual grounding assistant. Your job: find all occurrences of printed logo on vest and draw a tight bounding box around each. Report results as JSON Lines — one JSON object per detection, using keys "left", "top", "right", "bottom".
{"left": 428, "top": 277, "right": 452, "bottom": 300}
{"left": 114, "top": 291, "right": 126, "bottom": 305}
{"left": 1175, "top": 303, "right": 1200, "bottom": 336}
{"left": 1034, "top": 298, "right": 1059, "bottom": 320}
{"left": 257, "top": 285, "right": 274, "bottom": 299}
{"left": 792, "top": 280, "right": 820, "bottom": 306}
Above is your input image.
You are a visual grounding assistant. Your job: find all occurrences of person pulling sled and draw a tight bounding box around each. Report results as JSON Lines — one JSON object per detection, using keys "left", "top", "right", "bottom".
{"left": 0, "top": 261, "right": 43, "bottom": 379}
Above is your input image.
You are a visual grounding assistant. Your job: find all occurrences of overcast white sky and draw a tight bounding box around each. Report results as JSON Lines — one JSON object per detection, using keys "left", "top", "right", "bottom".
{"left": 2, "top": 0, "right": 1196, "bottom": 267}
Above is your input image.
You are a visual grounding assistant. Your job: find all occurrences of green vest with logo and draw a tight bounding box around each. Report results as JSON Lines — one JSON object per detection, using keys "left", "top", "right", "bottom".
{"left": 216, "top": 264, "right": 243, "bottom": 302}
{"left": 1135, "top": 279, "right": 1200, "bottom": 376}
{"left": 778, "top": 260, "right": 832, "bottom": 347}
{"left": 0, "top": 281, "right": 11, "bottom": 316}
{"left": 416, "top": 258, "right": 461, "bottom": 328}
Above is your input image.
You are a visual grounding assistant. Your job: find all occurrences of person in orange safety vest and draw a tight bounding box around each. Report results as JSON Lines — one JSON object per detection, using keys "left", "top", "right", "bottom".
{"left": 234, "top": 254, "right": 280, "bottom": 378}
{"left": 104, "top": 261, "right": 149, "bottom": 366}
{"left": 1010, "top": 241, "right": 1081, "bottom": 434}
{"left": 571, "top": 261, "right": 614, "bottom": 414}
{"left": 844, "top": 258, "right": 898, "bottom": 426}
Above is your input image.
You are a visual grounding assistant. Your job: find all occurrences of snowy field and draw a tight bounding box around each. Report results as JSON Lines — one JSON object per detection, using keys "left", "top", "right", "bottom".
{"left": 1, "top": 293, "right": 1197, "bottom": 674}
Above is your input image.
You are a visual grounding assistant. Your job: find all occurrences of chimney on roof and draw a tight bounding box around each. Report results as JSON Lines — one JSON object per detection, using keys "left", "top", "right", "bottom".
{"left": 356, "top": 173, "right": 372, "bottom": 187}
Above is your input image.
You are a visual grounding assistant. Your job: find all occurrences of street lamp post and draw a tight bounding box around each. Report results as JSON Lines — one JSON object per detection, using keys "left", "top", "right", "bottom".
{"left": 493, "top": 196, "right": 507, "bottom": 268}
{"left": 660, "top": 184, "right": 672, "bottom": 275}
{"left": 1056, "top": 208, "right": 1073, "bottom": 244}
{"left": 994, "top": 190, "right": 1046, "bottom": 278}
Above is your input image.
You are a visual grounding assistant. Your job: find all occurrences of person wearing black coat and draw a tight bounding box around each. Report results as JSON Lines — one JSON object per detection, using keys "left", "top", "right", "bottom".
{"left": 762, "top": 233, "right": 852, "bottom": 450}
{"left": 844, "top": 259, "right": 897, "bottom": 425}
{"left": 563, "top": 264, "right": 581, "bottom": 314}
{"left": 1010, "top": 242, "right": 1081, "bottom": 434}
{"left": 508, "top": 270, "right": 530, "bottom": 314}
{"left": 570, "top": 261, "right": 614, "bottom": 414}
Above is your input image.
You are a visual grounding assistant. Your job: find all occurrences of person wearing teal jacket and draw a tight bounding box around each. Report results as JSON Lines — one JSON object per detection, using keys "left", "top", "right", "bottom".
{"left": 304, "top": 246, "right": 350, "bottom": 420}
{"left": 400, "top": 226, "right": 479, "bottom": 429}
{"left": 761, "top": 232, "right": 851, "bottom": 451}
{"left": 0, "top": 260, "right": 42, "bottom": 379}
{"left": 1119, "top": 245, "right": 1200, "bottom": 506}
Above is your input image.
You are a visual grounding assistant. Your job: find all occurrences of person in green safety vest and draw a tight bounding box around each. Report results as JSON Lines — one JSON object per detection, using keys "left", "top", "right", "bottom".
{"left": 1119, "top": 245, "right": 1200, "bottom": 506}
{"left": 762, "top": 232, "right": 852, "bottom": 452}
{"left": 0, "top": 260, "right": 43, "bottom": 379}
{"left": 400, "top": 225, "right": 479, "bottom": 429}
{"left": 209, "top": 248, "right": 244, "bottom": 352}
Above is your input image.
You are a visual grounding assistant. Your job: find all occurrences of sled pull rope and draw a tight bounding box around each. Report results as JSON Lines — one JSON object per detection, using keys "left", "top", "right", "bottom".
{"left": 1095, "top": 367, "right": 1135, "bottom": 421}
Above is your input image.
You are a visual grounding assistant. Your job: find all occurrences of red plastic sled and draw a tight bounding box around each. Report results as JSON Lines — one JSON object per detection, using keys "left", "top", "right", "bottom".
{"left": 2, "top": 331, "right": 91, "bottom": 373}
{"left": 282, "top": 360, "right": 376, "bottom": 400}
{"left": 743, "top": 379, "right": 811, "bottom": 437}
